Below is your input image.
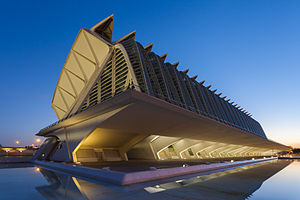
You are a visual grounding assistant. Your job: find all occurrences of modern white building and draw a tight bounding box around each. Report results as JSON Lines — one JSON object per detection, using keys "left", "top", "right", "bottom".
{"left": 34, "top": 15, "right": 289, "bottom": 163}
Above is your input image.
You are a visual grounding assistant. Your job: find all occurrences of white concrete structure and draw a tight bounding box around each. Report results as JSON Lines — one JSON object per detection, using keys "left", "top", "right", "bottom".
{"left": 34, "top": 15, "right": 289, "bottom": 164}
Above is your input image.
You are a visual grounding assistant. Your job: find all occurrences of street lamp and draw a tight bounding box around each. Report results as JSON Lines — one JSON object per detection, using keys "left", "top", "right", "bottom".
{"left": 16, "top": 141, "right": 20, "bottom": 145}
{"left": 2, "top": 148, "right": 13, "bottom": 156}
{"left": 17, "top": 148, "right": 26, "bottom": 156}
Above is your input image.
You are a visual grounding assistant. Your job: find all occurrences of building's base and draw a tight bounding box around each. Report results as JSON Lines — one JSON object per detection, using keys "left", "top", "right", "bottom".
{"left": 33, "top": 157, "right": 277, "bottom": 185}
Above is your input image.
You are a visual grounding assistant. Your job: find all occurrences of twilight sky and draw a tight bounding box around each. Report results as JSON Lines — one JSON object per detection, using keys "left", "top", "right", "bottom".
{"left": 0, "top": 0, "right": 299, "bottom": 147}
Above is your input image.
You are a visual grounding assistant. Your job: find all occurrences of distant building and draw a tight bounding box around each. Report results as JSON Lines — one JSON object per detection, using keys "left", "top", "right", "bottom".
{"left": 34, "top": 15, "right": 289, "bottom": 163}
{"left": 0, "top": 146, "right": 36, "bottom": 156}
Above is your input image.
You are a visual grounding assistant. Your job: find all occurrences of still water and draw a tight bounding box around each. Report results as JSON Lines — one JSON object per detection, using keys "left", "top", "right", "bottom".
{"left": 0, "top": 160, "right": 298, "bottom": 200}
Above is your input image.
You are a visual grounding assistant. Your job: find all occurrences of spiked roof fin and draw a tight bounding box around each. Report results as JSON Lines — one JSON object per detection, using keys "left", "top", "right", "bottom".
{"left": 144, "top": 43, "right": 153, "bottom": 53}
{"left": 217, "top": 93, "right": 222, "bottom": 96}
{"left": 191, "top": 75, "right": 198, "bottom": 80}
{"left": 90, "top": 14, "right": 114, "bottom": 41}
{"left": 172, "top": 62, "right": 179, "bottom": 68}
{"left": 212, "top": 89, "right": 217, "bottom": 93}
{"left": 115, "top": 30, "right": 136, "bottom": 43}
{"left": 183, "top": 69, "right": 189, "bottom": 74}
{"left": 206, "top": 85, "right": 211, "bottom": 89}
{"left": 222, "top": 96, "right": 227, "bottom": 99}
{"left": 199, "top": 80, "right": 205, "bottom": 84}
{"left": 160, "top": 53, "right": 167, "bottom": 62}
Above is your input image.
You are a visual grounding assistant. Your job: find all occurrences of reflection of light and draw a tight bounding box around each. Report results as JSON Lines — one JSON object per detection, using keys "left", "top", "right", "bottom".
{"left": 150, "top": 135, "right": 160, "bottom": 143}
{"left": 252, "top": 158, "right": 255, "bottom": 160}
{"left": 231, "top": 160, "right": 234, "bottom": 162}
{"left": 290, "top": 155, "right": 293, "bottom": 158}
{"left": 35, "top": 167, "right": 40, "bottom": 172}
{"left": 145, "top": 161, "right": 271, "bottom": 194}
{"left": 144, "top": 186, "right": 166, "bottom": 193}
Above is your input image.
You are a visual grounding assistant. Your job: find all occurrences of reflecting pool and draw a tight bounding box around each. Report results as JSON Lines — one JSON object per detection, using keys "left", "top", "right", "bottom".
{"left": 0, "top": 160, "right": 298, "bottom": 200}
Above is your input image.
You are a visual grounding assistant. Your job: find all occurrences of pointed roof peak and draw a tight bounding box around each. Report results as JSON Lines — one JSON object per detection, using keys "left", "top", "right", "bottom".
{"left": 172, "top": 62, "right": 179, "bottom": 68}
{"left": 217, "top": 93, "right": 222, "bottom": 96}
{"left": 144, "top": 43, "right": 153, "bottom": 53}
{"left": 182, "top": 69, "right": 189, "bottom": 74}
{"left": 160, "top": 53, "right": 167, "bottom": 62}
{"left": 206, "top": 85, "right": 211, "bottom": 89}
{"left": 90, "top": 14, "right": 114, "bottom": 41}
{"left": 212, "top": 89, "right": 217, "bottom": 93}
{"left": 191, "top": 75, "right": 198, "bottom": 80}
{"left": 199, "top": 80, "right": 205, "bottom": 84}
{"left": 115, "top": 30, "right": 136, "bottom": 43}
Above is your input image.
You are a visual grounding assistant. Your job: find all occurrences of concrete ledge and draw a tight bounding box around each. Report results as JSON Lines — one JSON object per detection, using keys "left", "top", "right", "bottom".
{"left": 33, "top": 157, "right": 277, "bottom": 185}
{"left": 33, "top": 160, "right": 125, "bottom": 185}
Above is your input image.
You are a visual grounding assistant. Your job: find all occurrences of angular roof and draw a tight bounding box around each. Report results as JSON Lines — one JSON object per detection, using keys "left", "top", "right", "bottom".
{"left": 51, "top": 29, "right": 111, "bottom": 119}
{"left": 90, "top": 14, "right": 114, "bottom": 41}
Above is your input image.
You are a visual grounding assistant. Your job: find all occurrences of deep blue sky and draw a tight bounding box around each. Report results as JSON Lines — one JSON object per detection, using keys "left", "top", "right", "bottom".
{"left": 0, "top": 0, "right": 299, "bottom": 147}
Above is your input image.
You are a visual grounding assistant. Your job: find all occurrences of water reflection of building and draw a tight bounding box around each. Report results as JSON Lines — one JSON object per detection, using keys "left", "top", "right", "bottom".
{"left": 37, "top": 160, "right": 291, "bottom": 200}
{"left": 36, "top": 169, "right": 86, "bottom": 200}
{"left": 34, "top": 15, "right": 289, "bottom": 164}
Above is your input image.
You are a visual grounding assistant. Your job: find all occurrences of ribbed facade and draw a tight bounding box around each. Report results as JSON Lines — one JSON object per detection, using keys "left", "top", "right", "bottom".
{"left": 78, "top": 37, "right": 266, "bottom": 139}
{"left": 80, "top": 46, "right": 132, "bottom": 111}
